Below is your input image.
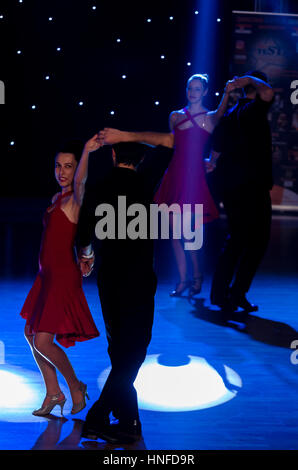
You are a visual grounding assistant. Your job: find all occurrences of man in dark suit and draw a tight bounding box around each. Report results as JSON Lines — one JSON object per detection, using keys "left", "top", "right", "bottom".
{"left": 208, "top": 71, "right": 274, "bottom": 315}
{"left": 77, "top": 132, "right": 173, "bottom": 444}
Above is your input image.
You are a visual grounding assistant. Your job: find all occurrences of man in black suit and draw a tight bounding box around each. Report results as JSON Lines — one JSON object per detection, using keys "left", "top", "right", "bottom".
{"left": 208, "top": 71, "right": 274, "bottom": 315}
{"left": 77, "top": 131, "right": 173, "bottom": 444}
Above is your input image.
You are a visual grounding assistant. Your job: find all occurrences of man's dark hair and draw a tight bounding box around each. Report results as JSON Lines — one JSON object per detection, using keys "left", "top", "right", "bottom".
{"left": 56, "top": 139, "right": 84, "bottom": 162}
{"left": 112, "top": 142, "right": 147, "bottom": 167}
{"left": 242, "top": 70, "right": 269, "bottom": 95}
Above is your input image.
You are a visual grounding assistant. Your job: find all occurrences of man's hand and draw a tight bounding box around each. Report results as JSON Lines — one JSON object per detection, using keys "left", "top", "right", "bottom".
{"left": 79, "top": 258, "right": 94, "bottom": 277}
{"left": 78, "top": 247, "right": 95, "bottom": 277}
{"left": 224, "top": 78, "right": 241, "bottom": 94}
{"left": 99, "top": 128, "right": 128, "bottom": 145}
{"left": 84, "top": 133, "right": 103, "bottom": 153}
{"left": 230, "top": 75, "right": 252, "bottom": 90}
{"left": 204, "top": 158, "right": 217, "bottom": 173}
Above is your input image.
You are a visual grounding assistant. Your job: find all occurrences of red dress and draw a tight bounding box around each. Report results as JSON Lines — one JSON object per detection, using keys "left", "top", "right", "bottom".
{"left": 20, "top": 191, "right": 99, "bottom": 348}
{"left": 154, "top": 108, "right": 219, "bottom": 223}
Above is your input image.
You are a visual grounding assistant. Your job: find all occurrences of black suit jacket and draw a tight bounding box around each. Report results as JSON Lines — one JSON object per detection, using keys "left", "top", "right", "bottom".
{"left": 76, "top": 145, "right": 174, "bottom": 289}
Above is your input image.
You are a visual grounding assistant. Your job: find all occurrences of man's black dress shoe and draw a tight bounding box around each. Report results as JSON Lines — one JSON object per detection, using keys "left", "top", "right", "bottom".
{"left": 96, "top": 420, "right": 142, "bottom": 444}
{"left": 81, "top": 420, "right": 110, "bottom": 441}
{"left": 230, "top": 293, "right": 258, "bottom": 312}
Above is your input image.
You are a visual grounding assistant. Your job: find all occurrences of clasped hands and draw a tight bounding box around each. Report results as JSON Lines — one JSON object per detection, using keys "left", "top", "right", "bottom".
{"left": 78, "top": 250, "right": 95, "bottom": 278}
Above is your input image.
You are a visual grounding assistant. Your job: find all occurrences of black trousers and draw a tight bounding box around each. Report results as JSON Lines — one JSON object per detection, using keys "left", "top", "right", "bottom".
{"left": 211, "top": 186, "right": 272, "bottom": 304}
{"left": 85, "top": 272, "right": 156, "bottom": 427}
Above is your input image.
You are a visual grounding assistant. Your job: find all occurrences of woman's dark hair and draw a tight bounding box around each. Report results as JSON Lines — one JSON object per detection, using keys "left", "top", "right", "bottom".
{"left": 112, "top": 142, "right": 147, "bottom": 167}
{"left": 56, "top": 139, "right": 84, "bottom": 162}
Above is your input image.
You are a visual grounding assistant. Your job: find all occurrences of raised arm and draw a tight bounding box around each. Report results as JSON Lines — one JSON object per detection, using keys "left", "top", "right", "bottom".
{"left": 232, "top": 75, "right": 274, "bottom": 102}
{"left": 100, "top": 128, "right": 174, "bottom": 149}
{"left": 73, "top": 133, "right": 102, "bottom": 206}
{"left": 208, "top": 79, "right": 239, "bottom": 127}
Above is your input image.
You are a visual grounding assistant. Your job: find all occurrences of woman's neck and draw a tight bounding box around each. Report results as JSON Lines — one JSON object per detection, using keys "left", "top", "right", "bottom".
{"left": 61, "top": 185, "right": 73, "bottom": 194}
{"left": 187, "top": 102, "right": 206, "bottom": 114}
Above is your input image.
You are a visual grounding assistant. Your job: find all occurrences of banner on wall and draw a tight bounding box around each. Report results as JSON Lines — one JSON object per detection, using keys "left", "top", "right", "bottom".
{"left": 230, "top": 11, "right": 298, "bottom": 209}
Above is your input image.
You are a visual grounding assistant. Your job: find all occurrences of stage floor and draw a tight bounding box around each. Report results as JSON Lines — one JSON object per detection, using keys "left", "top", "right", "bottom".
{"left": 0, "top": 216, "right": 298, "bottom": 453}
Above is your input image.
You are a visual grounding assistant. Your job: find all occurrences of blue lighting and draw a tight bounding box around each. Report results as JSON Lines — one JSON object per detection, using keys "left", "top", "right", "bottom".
{"left": 98, "top": 354, "right": 242, "bottom": 412}
{"left": 147, "top": 18, "right": 152, "bottom": 23}
{"left": 0, "top": 365, "right": 70, "bottom": 423}
{"left": 110, "top": 110, "right": 115, "bottom": 115}
{"left": 17, "top": 50, "right": 22, "bottom": 55}
{"left": 78, "top": 101, "right": 84, "bottom": 106}
{"left": 31, "top": 105, "right": 36, "bottom": 110}
{"left": 122, "top": 74, "right": 126, "bottom": 79}
{"left": 56, "top": 47, "right": 61, "bottom": 52}
{"left": 10, "top": 141, "right": 15, "bottom": 146}
{"left": 192, "top": 0, "right": 220, "bottom": 73}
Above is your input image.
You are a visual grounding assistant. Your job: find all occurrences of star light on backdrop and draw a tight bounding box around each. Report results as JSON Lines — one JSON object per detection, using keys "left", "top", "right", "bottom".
{"left": 3, "top": 1, "right": 230, "bottom": 197}
{"left": 4, "top": 4, "right": 225, "bottom": 126}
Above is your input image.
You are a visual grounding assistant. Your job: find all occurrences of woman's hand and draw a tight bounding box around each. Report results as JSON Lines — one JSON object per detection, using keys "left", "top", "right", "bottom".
{"left": 83, "top": 133, "right": 103, "bottom": 153}
{"left": 224, "top": 78, "right": 242, "bottom": 94}
{"left": 204, "top": 158, "right": 217, "bottom": 173}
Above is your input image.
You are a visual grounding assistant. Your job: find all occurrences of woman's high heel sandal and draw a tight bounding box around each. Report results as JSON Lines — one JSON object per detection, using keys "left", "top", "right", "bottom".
{"left": 32, "top": 391, "right": 66, "bottom": 417}
{"left": 170, "top": 280, "right": 190, "bottom": 297}
{"left": 188, "top": 275, "right": 203, "bottom": 298}
{"left": 71, "top": 381, "right": 90, "bottom": 415}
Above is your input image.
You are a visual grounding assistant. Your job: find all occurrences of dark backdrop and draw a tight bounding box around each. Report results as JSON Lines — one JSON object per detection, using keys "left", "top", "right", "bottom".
{"left": 4, "top": 0, "right": 298, "bottom": 197}
{"left": 1, "top": 0, "right": 298, "bottom": 278}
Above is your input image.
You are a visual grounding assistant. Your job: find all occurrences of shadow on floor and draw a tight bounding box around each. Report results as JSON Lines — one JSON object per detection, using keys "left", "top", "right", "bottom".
{"left": 189, "top": 298, "right": 298, "bottom": 349}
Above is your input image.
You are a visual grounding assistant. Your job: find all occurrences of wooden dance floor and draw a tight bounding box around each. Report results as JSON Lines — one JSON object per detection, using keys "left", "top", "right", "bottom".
{"left": 0, "top": 215, "right": 298, "bottom": 456}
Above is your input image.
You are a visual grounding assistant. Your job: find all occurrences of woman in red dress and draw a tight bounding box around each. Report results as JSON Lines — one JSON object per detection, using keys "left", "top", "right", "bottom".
{"left": 155, "top": 74, "right": 236, "bottom": 297}
{"left": 20, "top": 135, "right": 101, "bottom": 416}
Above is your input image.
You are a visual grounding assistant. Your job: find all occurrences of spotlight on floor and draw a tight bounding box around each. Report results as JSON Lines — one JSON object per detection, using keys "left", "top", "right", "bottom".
{"left": 98, "top": 354, "right": 242, "bottom": 412}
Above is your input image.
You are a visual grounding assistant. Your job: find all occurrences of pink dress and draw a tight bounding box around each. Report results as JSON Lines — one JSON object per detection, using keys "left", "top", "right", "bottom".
{"left": 154, "top": 108, "right": 219, "bottom": 223}
{"left": 20, "top": 191, "right": 100, "bottom": 348}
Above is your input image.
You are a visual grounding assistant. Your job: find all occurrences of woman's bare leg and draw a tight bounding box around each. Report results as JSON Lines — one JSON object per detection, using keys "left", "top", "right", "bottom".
{"left": 33, "top": 332, "right": 82, "bottom": 405}
{"left": 24, "top": 327, "right": 61, "bottom": 405}
{"left": 171, "top": 238, "right": 188, "bottom": 282}
{"left": 189, "top": 249, "right": 203, "bottom": 280}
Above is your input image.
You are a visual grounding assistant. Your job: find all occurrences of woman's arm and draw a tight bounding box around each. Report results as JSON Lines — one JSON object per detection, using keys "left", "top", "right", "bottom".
{"left": 208, "top": 79, "right": 238, "bottom": 128}
{"left": 73, "top": 133, "right": 102, "bottom": 206}
{"left": 100, "top": 128, "right": 174, "bottom": 148}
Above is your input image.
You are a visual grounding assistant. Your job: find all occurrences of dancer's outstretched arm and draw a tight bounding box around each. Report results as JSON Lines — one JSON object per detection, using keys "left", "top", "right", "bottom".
{"left": 100, "top": 128, "right": 174, "bottom": 148}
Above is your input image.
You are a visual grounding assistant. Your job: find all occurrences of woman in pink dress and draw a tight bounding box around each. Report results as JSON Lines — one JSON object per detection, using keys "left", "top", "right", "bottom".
{"left": 155, "top": 74, "right": 236, "bottom": 297}
{"left": 20, "top": 135, "right": 101, "bottom": 417}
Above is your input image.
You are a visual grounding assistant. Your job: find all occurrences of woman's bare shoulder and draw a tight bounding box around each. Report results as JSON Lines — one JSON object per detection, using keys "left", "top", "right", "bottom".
{"left": 169, "top": 108, "right": 186, "bottom": 124}
{"left": 51, "top": 192, "right": 60, "bottom": 204}
{"left": 170, "top": 108, "right": 185, "bottom": 117}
